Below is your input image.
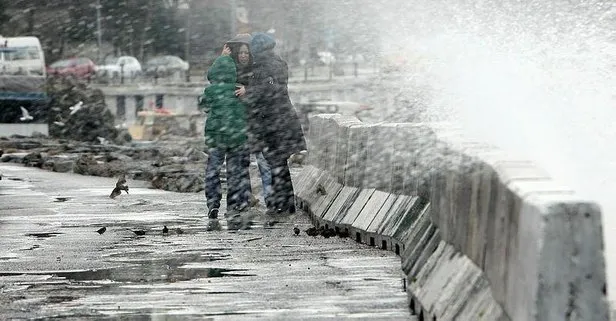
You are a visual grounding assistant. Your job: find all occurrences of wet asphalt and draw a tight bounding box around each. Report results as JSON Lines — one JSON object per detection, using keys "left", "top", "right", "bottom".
{"left": 0, "top": 163, "right": 414, "bottom": 320}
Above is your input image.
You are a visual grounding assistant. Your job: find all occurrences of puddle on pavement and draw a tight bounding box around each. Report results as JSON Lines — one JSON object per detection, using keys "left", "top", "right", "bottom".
{"left": 104, "top": 312, "right": 248, "bottom": 320}
{"left": 0, "top": 265, "right": 253, "bottom": 284}
{"left": 53, "top": 266, "right": 253, "bottom": 283}
{"left": 31, "top": 253, "right": 249, "bottom": 284}
{"left": 25, "top": 232, "right": 63, "bottom": 238}
{"left": 108, "top": 252, "right": 231, "bottom": 265}
{"left": 19, "top": 244, "right": 40, "bottom": 251}
{"left": 46, "top": 295, "right": 78, "bottom": 304}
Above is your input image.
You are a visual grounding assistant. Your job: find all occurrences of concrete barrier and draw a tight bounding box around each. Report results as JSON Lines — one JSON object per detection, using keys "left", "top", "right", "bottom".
{"left": 295, "top": 114, "right": 608, "bottom": 321}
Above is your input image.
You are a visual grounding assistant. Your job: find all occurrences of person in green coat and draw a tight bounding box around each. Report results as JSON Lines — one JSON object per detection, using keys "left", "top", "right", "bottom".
{"left": 199, "top": 51, "right": 250, "bottom": 220}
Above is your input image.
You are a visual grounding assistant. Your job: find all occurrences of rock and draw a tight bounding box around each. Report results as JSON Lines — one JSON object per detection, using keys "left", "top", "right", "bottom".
{"left": 1, "top": 153, "right": 26, "bottom": 163}
{"left": 22, "top": 152, "right": 44, "bottom": 168}
{"left": 73, "top": 154, "right": 98, "bottom": 175}
{"left": 53, "top": 160, "right": 74, "bottom": 173}
{"left": 114, "top": 130, "right": 133, "bottom": 145}
{"left": 46, "top": 76, "right": 119, "bottom": 144}
{"left": 105, "top": 152, "right": 133, "bottom": 163}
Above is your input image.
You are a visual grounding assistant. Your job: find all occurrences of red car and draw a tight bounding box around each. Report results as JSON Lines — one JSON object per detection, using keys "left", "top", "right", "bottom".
{"left": 47, "top": 57, "right": 96, "bottom": 78}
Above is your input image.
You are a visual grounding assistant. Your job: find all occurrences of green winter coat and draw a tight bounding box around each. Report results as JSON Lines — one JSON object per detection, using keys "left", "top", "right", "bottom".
{"left": 199, "top": 55, "right": 247, "bottom": 149}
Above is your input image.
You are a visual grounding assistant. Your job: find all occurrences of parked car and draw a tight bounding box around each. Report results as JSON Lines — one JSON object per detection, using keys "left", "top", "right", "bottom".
{"left": 95, "top": 56, "right": 142, "bottom": 79}
{"left": 46, "top": 57, "right": 96, "bottom": 78}
{"left": 144, "top": 55, "right": 189, "bottom": 78}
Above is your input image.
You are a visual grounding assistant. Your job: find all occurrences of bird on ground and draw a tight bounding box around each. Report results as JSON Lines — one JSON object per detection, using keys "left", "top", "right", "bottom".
{"left": 321, "top": 228, "right": 337, "bottom": 238}
{"left": 163, "top": 226, "right": 169, "bottom": 234}
{"left": 116, "top": 175, "right": 127, "bottom": 187}
{"left": 97, "top": 136, "right": 109, "bottom": 145}
{"left": 19, "top": 106, "right": 33, "bottom": 121}
{"left": 316, "top": 184, "right": 327, "bottom": 196}
{"left": 96, "top": 227, "right": 107, "bottom": 234}
{"left": 69, "top": 101, "right": 84, "bottom": 115}
{"left": 305, "top": 226, "right": 320, "bottom": 237}
{"left": 293, "top": 225, "right": 300, "bottom": 236}
{"left": 109, "top": 175, "right": 129, "bottom": 199}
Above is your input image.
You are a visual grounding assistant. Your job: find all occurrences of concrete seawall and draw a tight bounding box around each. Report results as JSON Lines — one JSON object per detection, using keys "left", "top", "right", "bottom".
{"left": 295, "top": 114, "right": 609, "bottom": 321}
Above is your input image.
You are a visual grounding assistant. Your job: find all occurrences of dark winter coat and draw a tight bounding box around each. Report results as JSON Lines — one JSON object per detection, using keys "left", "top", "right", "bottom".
{"left": 199, "top": 55, "right": 247, "bottom": 149}
{"left": 245, "top": 32, "right": 307, "bottom": 159}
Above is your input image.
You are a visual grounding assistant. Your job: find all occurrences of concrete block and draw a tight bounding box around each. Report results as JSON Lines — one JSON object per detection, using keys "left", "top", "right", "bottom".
{"left": 340, "top": 188, "right": 374, "bottom": 230}
{"left": 466, "top": 159, "right": 496, "bottom": 268}
{"left": 481, "top": 163, "right": 554, "bottom": 305}
{"left": 361, "top": 124, "right": 394, "bottom": 190}
{"left": 407, "top": 225, "right": 441, "bottom": 280}
{"left": 352, "top": 190, "right": 391, "bottom": 233}
{"left": 483, "top": 174, "right": 523, "bottom": 304}
{"left": 377, "top": 195, "right": 416, "bottom": 254}
{"left": 401, "top": 221, "right": 438, "bottom": 275}
{"left": 294, "top": 165, "right": 323, "bottom": 209}
{"left": 505, "top": 192, "right": 608, "bottom": 321}
{"left": 396, "top": 199, "right": 432, "bottom": 249}
{"left": 311, "top": 172, "right": 344, "bottom": 220}
{"left": 409, "top": 241, "right": 507, "bottom": 321}
{"left": 431, "top": 257, "right": 482, "bottom": 317}
{"left": 451, "top": 283, "right": 509, "bottom": 321}
{"left": 410, "top": 241, "right": 457, "bottom": 302}
{"left": 344, "top": 123, "right": 371, "bottom": 187}
{"left": 319, "top": 116, "right": 341, "bottom": 172}
{"left": 395, "top": 123, "right": 439, "bottom": 196}
{"left": 366, "top": 194, "right": 399, "bottom": 250}
{"left": 321, "top": 186, "right": 360, "bottom": 223}
{"left": 376, "top": 195, "right": 416, "bottom": 238}
{"left": 393, "top": 196, "right": 430, "bottom": 244}
{"left": 333, "top": 117, "right": 362, "bottom": 184}
{"left": 307, "top": 114, "right": 336, "bottom": 168}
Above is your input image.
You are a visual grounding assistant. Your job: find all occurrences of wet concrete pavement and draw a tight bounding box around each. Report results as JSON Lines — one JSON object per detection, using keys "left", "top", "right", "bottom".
{"left": 0, "top": 164, "right": 414, "bottom": 320}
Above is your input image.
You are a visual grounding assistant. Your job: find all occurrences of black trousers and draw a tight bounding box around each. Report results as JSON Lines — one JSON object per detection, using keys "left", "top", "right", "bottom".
{"left": 263, "top": 151, "right": 295, "bottom": 211}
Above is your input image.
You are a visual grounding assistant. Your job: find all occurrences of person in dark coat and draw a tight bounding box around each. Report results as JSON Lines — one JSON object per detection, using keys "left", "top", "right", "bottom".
{"left": 199, "top": 54, "right": 251, "bottom": 219}
{"left": 243, "top": 32, "right": 307, "bottom": 214}
{"left": 226, "top": 33, "right": 273, "bottom": 208}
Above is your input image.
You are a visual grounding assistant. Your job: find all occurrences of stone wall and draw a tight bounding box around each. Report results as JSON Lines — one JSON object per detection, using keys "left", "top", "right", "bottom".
{"left": 295, "top": 114, "right": 609, "bottom": 321}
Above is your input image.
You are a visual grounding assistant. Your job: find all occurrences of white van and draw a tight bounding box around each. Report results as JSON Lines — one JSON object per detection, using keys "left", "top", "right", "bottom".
{"left": 0, "top": 36, "right": 47, "bottom": 101}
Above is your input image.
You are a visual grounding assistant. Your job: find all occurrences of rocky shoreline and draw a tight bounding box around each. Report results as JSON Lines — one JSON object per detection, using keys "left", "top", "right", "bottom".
{"left": 0, "top": 134, "right": 305, "bottom": 196}
{"left": 0, "top": 135, "right": 207, "bottom": 193}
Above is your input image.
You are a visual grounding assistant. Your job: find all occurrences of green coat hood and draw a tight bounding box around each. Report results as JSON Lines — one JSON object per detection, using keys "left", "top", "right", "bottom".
{"left": 207, "top": 55, "right": 237, "bottom": 84}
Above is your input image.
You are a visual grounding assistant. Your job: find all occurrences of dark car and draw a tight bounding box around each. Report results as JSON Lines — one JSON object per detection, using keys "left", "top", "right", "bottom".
{"left": 144, "top": 55, "right": 189, "bottom": 78}
{"left": 47, "top": 57, "right": 96, "bottom": 78}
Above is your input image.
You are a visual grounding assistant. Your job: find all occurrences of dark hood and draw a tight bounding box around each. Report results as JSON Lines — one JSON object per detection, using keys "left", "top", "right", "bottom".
{"left": 227, "top": 33, "right": 252, "bottom": 45}
{"left": 251, "top": 32, "right": 276, "bottom": 60}
{"left": 207, "top": 55, "right": 236, "bottom": 84}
